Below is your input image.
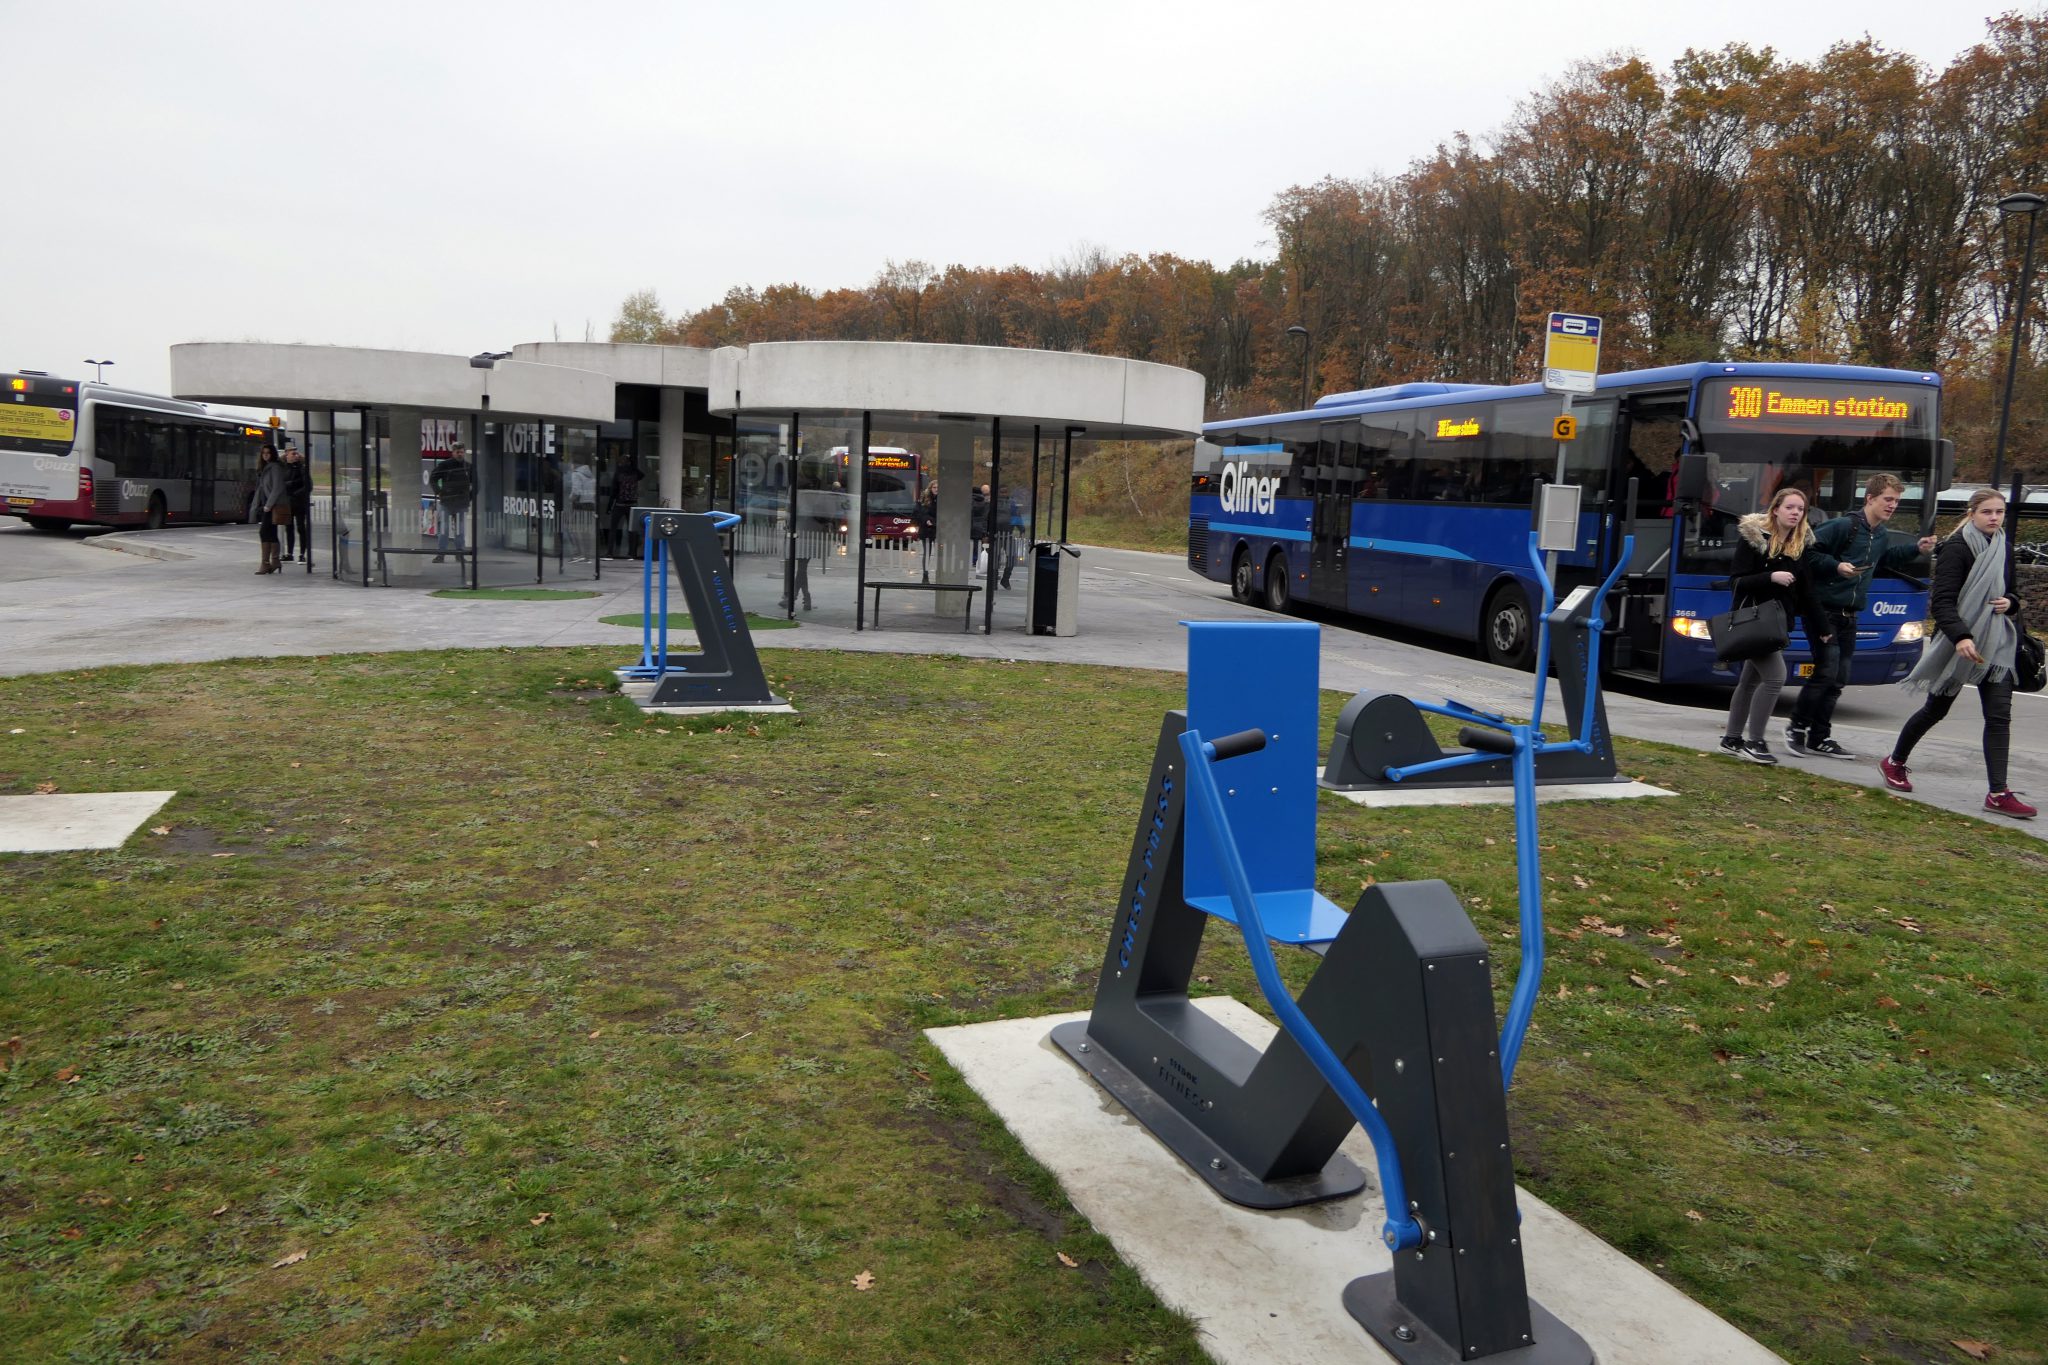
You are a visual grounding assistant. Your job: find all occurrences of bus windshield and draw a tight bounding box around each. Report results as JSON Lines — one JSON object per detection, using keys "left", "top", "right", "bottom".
{"left": 1687, "top": 378, "right": 1938, "bottom": 570}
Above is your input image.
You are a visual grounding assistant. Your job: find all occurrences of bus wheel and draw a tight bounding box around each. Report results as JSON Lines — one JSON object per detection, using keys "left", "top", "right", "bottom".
{"left": 144, "top": 493, "right": 167, "bottom": 531}
{"left": 1482, "top": 584, "right": 1534, "bottom": 670}
{"left": 1230, "top": 547, "right": 1254, "bottom": 603}
{"left": 1262, "top": 551, "right": 1292, "bottom": 613}
{"left": 24, "top": 516, "right": 70, "bottom": 532}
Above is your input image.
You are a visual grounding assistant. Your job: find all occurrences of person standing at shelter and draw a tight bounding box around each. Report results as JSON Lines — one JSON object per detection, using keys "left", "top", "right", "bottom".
{"left": 248, "top": 444, "right": 289, "bottom": 575}
{"left": 281, "top": 444, "right": 314, "bottom": 568}
{"left": 430, "top": 442, "right": 474, "bottom": 564}
{"left": 1880, "top": 490, "right": 2033, "bottom": 819}
{"left": 1719, "top": 487, "right": 1828, "bottom": 765}
{"left": 567, "top": 458, "right": 596, "bottom": 560}
{"left": 1786, "top": 473, "right": 1936, "bottom": 758}
{"left": 609, "top": 456, "right": 644, "bottom": 557}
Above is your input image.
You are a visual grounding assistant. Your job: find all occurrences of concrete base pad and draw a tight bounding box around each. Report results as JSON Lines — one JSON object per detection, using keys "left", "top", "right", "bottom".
{"left": 926, "top": 999, "right": 1783, "bottom": 1365}
{"left": 1328, "top": 779, "right": 1674, "bottom": 810}
{"left": 0, "top": 791, "right": 177, "bottom": 852}
{"left": 615, "top": 679, "right": 797, "bottom": 717}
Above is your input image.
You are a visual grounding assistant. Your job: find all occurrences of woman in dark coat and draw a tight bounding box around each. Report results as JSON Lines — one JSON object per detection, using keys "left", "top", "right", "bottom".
{"left": 248, "top": 445, "right": 288, "bottom": 574}
{"left": 1881, "top": 489, "right": 2032, "bottom": 818}
{"left": 1719, "top": 486, "right": 1829, "bottom": 765}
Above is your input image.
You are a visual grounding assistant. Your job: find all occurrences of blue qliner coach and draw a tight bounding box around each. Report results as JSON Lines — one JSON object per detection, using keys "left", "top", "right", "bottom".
{"left": 1189, "top": 361, "right": 1951, "bottom": 687}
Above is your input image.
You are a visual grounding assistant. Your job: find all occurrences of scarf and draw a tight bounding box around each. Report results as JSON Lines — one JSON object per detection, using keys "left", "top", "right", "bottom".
{"left": 1902, "top": 523, "right": 2016, "bottom": 697}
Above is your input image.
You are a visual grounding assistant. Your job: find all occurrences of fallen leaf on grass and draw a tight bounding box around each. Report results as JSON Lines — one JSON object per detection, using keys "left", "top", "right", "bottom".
{"left": 1, "top": 1037, "right": 22, "bottom": 1072}
{"left": 289, "top": 761, "right": 301, "bottom": 769}
{"left": 1875, "top": 996, "right": 1900, "bottom": 1009}
{"left": 1685, "top": 1209, "right": 1704, "bottom": 1222}
{"left": 1951, "top": 1342, "right": 1995, "bottom": 1361}
{"left": 1766, "top": 971, "right": 1791, "bottom": 988}
{"left": 149, "top": 826, "right": 170, "bottom": 836}
{"left": 209, "top": 852, "right": 235, "bottom": 859}
{"left": 33, "top": 781, "right": 57, "bottom": 795}
{"left": 1628, "top": 974, "right": 1655, "bottom": 990}
{"left": 61, "top": 1226, "right": 82, "bottom": 1239}
{"left": 211, "top": 1204, "right": 228, "bottom": 1217}
{"left": 529, "top": 1213, "right": 551, "bottom": 1226}
{"left": 587, "top": 1028, "right": 602, "bottom": 1040}
{"left": 271, "top": 1250, "right": 307, "bottom": 1268}
{"left": 1056, "top": 1252, "right": 1079, "bottom": 1268}
{"left": 55, "top": 1066, "right": 78, "bottom": 1083}
{"left": 7, "top": 728, "right": 24, "bottom": 734}
{"left": 851, "top": 1270, "right": 875, "bottom": 1290}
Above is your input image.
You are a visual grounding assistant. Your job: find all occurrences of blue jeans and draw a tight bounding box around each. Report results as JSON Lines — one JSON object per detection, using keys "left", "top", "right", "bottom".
{"left": 1790, "top": 609, "right": 1857, "bottom": 739}
{"left": 437, "top": 505, "right": 467, "bottom": 557}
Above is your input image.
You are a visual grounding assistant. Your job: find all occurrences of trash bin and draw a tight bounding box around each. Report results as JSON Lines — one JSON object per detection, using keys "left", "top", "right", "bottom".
{"left": 1029, "top": 542, "right": 1080, "bottom": 637}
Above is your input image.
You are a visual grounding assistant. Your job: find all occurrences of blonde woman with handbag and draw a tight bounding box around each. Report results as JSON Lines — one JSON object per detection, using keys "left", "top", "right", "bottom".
{"left": 1718, "top": 487, "right": 1828, "bottom": 765}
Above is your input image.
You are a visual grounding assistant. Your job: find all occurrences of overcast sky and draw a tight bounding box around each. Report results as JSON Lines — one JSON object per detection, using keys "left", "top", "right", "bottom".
{"left": 0, "top": 0, "right": 2012, "bottom": 395}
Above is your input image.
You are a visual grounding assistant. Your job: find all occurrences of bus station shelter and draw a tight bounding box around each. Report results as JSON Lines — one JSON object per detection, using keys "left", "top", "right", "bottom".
{"left": 169, "top": 339, "right": 1206, "bottom": 633}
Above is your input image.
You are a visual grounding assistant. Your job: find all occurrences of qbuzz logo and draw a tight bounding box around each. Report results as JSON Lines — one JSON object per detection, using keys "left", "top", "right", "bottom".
{"left": 32, "top": 457, "right": 69, "bottom": 473}
{"left": 1217, "top": 461, "right": 1280, "bottom": 516}
{"left": 121, "top": 481, "right": 150, "bottom": 500}
{"left": 1871, "top": 601, "right": 1909, "bottom": 618}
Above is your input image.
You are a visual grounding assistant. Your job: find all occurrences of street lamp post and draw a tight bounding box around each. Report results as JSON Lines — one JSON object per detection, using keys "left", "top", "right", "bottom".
{"left": 1991, "top": 191, "right": 2047, "bottom": 490}
{"left": 468, "top": 351, "right": 513, "bottom": 590}
{"left": 82, "top": 359, "right": 113, "bottom": 383}
{"left": 1285, "top": 325, "right": 1310, "bottom": 411}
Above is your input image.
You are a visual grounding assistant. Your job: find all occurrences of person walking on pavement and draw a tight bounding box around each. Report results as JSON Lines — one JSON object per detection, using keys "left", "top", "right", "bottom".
{"left": 1786, "top": 473, "right": 1936, "bottom": 758}
{"left": 1880, "top": 489, "right": 2034, "bottom": 819}
{"left": 248, "top": 444, "right": 289, "bottom": 575}
{"left": 430, "top": 443, "right": 474, "bottom": 564}
{"left": 609, "top": 457, "right": 644, "bottom": 558}
{"left": 281, "top": 444, "right": 314, "bottom": 569}
{"left": 1719, "top": 487, "right": 1829, "bottom": 765}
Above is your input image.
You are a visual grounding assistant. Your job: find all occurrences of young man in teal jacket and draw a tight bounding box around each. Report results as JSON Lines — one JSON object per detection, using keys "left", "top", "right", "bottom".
{"left": 1787, "top": 473, "right": 1937, "bottom": 758}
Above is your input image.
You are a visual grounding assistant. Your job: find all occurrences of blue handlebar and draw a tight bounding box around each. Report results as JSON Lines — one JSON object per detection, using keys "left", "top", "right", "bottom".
{"left": 706, "top": 510, "right": 740, "bottom": 530}
{"left": 1179, "top": 728, "right": 1424, "bottom": 1253}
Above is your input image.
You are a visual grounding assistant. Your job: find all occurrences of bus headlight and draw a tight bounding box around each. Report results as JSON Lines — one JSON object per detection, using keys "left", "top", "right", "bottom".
{"left": 1671, "top": 617, "right": 1714, "bottom": 640}
{"left": 1895, "top": 618, "right": 1930, "bottom": 643}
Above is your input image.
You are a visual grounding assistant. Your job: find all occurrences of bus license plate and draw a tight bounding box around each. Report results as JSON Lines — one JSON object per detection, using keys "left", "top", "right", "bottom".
{"left": 1796, "top": 663, "right": 1814, "bottom": 678}
{"left": 6, "top": 497, "right": 33, "bottom": 507}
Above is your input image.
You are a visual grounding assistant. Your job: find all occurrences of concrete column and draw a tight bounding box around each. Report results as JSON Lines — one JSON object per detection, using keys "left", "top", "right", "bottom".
{"left": 659, "top": 388, "right": 686, "bottom": 508}
{"left": 932, "top": 423, "right": 975, "bottom": 611}
{"left": 385, "top": 407, "right": 425, "bottom": 578}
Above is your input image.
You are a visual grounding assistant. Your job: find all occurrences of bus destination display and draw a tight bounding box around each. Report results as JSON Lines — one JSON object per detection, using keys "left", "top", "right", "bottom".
{"left": 1706, "top": 379, "right": 1926, "bottom": 429}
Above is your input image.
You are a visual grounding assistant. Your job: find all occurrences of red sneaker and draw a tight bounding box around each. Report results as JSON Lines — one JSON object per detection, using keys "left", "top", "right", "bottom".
{"left": 1878, "top": 755, "right": 1912, "bottom": 792}
{"left": 1985, "top": 790, "right": 2038, "bottom": 819}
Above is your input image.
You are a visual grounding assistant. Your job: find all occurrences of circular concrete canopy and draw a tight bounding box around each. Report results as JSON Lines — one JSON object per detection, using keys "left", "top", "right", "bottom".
{"left": 708, "top": 341, "right": 1206, "bottom": 439}
{"left": 169, "top": 342, "right": 616, "bottom": 423}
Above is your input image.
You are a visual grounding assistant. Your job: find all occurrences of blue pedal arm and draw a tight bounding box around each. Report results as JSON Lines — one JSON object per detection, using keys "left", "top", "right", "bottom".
{"left": 705, "top": 510, "right": 740, "bottom": 530}
{"left": 1179, "top": 728, "right": 1424, "bottom": 1253}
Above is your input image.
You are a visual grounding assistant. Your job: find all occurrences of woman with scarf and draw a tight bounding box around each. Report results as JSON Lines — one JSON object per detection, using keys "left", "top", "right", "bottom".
{"left": 1880, "top": 489, "right": 2033, "bottom": 819}
{"left": 248, "top": 444, "right": 289, "bottom": 575}
{"left": 1719, "top": 486, "right": 1828, "bottom": 765}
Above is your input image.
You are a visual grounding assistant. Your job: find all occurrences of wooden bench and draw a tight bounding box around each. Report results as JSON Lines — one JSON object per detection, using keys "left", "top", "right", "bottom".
{"left": 868, "top": 581, "right": 982, "bottom": 631}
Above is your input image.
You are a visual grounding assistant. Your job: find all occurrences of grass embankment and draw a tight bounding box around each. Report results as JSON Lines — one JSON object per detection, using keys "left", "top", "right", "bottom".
{"left": 1, "top": 650, "right": 2043, "bottom": 1364}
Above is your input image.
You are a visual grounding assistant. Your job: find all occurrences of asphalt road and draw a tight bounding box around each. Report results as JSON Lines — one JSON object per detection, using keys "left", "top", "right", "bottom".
{"left": 2, "top": 518, "right": 2040, "bottom": 839}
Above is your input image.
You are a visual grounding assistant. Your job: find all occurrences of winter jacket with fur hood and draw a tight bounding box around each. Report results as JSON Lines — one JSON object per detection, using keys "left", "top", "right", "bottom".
{"left": 1728, "top": 512, "right": 1827, "bottom": 644}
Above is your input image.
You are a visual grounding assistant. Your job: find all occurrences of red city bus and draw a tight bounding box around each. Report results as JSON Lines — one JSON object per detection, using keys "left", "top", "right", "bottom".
{"left": 826, "top": 445, "right": 924, "bottom": 542}
{"left": 2, "top": 371, "right": 269, "bottom": 530}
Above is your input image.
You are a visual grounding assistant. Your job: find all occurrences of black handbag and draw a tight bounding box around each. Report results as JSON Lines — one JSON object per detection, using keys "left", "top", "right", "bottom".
{"left": 2015, "top": 626, "right": 2046, "bottom": 694}
{"left": 1708, "top": 598, "right": 1788, "bottom": 663}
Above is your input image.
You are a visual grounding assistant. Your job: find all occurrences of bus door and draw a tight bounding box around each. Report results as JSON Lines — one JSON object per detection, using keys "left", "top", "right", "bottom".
{"left": 1611, "top": 390, "right": 1689, "bottom": 678}
{"left": 1307, "top": 421, "right": 1351, "bottom": 605}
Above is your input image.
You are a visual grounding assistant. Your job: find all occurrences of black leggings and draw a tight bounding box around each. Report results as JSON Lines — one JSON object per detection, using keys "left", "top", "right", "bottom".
{"left": 1892, "top": 678, "right": 2015, "bottom": 791}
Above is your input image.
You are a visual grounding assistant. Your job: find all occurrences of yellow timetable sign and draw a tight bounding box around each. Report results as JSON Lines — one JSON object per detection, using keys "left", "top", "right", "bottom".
{"left": 0, "top": 404, "right": 76, "bottom": 444}
{"left": 1543, "top": 312, "right": 1602, "bottom": 394}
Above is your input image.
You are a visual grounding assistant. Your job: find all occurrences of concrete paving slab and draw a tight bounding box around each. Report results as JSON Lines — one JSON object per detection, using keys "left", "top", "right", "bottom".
{"left": 615, "top": 679, "right": 799, "bottom": 716}
{"left": 1327, "top": 779, "right": 1676, "bottom": 809}
{"left": 927, "top": 1000, "right": 1784, "bottom": 1365}
{"left": 0, "top": 791, "right": 177, "bottom": 852}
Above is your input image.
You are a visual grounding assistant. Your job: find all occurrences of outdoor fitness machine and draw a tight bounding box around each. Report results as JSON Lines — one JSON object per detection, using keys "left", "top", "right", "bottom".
{"left": 616, "top": 508, "right": 785, "bottom": 709}
{"left": 1323, "top": 526, "right": 1634, "bottom": 791}
{"left": 1052, "top": 548, "right": 1609, "bottom": 1362}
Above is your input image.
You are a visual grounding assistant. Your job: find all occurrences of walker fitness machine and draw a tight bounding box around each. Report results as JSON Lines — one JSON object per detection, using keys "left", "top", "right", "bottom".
{"left": 615, "top": 508, "right": 785, "bottom": 709}
{"left": 1052, "top": 547, "right": 1612, "bottom": 1362}
{"left": 1323, "top": 502, "right": 1634, "bottom": 791}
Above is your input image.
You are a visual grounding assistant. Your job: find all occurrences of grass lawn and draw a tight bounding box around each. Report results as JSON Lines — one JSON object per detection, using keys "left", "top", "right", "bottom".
{"left": 1, "top": 648, "right": 2043, "bottom": 1364}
